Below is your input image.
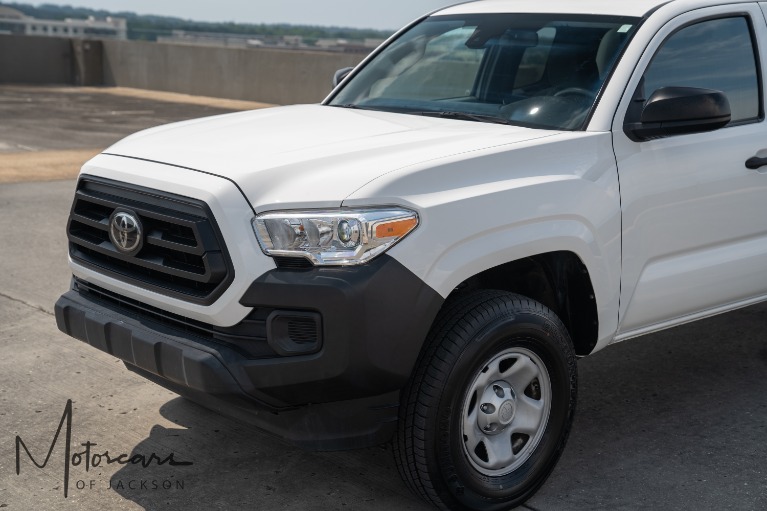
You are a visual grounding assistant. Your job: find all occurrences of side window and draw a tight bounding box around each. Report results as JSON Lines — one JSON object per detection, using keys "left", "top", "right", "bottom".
{"left": 643, "top": 16, "right": 760, "bottom": 123}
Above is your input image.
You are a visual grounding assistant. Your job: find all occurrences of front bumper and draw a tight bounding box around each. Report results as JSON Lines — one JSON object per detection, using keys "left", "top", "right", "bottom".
{"left": 55, "top": 254, "right": 443, "bottom": 449}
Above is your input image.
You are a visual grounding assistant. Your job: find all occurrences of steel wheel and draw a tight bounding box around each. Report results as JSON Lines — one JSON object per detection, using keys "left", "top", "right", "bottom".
{"left": 461, "top": 347, "right": 552, "bottom": 476}
{"left": 395, "top": 291, "right": 577, "bottom": 511}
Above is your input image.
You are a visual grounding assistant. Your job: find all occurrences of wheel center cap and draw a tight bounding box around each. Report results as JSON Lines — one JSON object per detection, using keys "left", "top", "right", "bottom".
{"left": 499, "top": 400, "right": 515, "bottom": 424}
{"left": 477, "top": 381, "right": 516, "bottom": 435}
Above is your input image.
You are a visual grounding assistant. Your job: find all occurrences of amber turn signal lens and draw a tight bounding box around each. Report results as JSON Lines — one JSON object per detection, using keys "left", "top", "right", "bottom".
{"left": 375, "top": 217, "right": 418, "bottom": 239}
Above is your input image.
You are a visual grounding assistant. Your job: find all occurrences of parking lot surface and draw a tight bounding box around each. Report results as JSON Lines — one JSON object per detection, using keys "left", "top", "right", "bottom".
{"left": 1, "top": 86, "right": 765, "bottom": 511}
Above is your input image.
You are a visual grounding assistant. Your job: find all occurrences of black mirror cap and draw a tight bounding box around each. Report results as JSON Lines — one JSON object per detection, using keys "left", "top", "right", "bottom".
{"left": 332, "top": 66, "right": 355, "bottom": 87}
{"left": 625, "top": 86, "right": 731, "bottom": 142}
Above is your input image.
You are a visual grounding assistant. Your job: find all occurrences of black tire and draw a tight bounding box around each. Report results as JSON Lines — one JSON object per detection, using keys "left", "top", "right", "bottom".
{"left": 394, "top": 291, "right": 577, "bottom": 511}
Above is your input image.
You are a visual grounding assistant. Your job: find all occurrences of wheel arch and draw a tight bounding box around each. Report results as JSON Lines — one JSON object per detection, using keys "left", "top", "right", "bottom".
{"left": 440, "top": 251, "right": 599, "bottom": 356}
{"left": 444, "top": 251, "right": 599, "bottom": 356}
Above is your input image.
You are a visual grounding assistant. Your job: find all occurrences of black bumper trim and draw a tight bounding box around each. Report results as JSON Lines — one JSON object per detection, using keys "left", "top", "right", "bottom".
{"left": 55, "top": 290, "right": 249, "bottom": 397}
{"left": 127, "top": 363, "right": 400, "bottom": 450}
{"left": 55, "top": 289, "right": 402, "bottom": 449}
{"left": 55, "top": 254, "right": 444, "bottom": 449}
{"left": 238, "top": 255, "right": 445, "bottom": 405}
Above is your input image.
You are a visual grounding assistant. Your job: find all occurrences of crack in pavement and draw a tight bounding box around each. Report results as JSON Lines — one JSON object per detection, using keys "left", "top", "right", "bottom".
{"left": 0, "top": 291, "right": 53, "bottom": 316}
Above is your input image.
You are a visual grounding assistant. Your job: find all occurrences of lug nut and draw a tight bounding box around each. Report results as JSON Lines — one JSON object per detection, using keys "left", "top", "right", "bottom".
{"left": 480, "top": 403, "right": 495, "bottom": 414}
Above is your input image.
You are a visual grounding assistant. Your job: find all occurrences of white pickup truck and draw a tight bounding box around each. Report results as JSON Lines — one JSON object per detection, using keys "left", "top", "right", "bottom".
{"left": 55, "top": 0, "right": 767, "bottom": 509}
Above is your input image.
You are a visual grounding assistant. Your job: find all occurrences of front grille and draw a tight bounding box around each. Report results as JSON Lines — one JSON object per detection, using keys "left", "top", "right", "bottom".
{"left": 67, "top": 176, "right": 233, "bottom": 305}
{"left": 75, "top": 279, "right": 278, "bottom": 359}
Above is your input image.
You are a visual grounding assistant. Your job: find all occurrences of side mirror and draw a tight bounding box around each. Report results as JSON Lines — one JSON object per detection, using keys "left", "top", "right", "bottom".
{"left": 624, "top": 86, "right": 731, "bottom": 142}
{"left": 333, "top": 67, "right": 355, "bottom": 87}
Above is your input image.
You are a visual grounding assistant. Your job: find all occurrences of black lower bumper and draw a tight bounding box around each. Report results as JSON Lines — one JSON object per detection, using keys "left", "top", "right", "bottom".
{"left": 55, "top": 255, "right": 443, "bottom": 449}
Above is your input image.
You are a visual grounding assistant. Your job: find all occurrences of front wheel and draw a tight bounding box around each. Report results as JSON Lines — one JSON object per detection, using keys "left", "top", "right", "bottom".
{"left": 395, "top": 291, "right": 577, "bottom": 511}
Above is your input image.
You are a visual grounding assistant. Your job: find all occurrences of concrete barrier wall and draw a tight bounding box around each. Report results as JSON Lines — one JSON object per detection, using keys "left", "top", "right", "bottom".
{"left": 0, "top": 34, "right": 74, "bottom": 84}
{"left": 2, "top": 34, "right": 367, "bottom": 104}
{"left": 101, "top": 40, "right": 365, "bottom": 104}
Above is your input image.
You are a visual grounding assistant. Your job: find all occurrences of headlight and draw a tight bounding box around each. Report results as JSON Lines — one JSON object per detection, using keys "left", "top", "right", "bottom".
{"left": 252, "top": 208, "right": 418, "bottom": 266}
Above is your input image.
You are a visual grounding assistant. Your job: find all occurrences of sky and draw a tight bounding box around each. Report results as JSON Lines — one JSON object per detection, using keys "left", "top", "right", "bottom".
{"left": 31, "top": 1, "right": 458, "bottom": 31}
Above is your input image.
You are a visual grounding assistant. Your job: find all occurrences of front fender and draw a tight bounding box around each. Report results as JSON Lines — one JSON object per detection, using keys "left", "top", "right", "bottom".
{"left": 344, "top": 132, "right": 621, "bottom": 351}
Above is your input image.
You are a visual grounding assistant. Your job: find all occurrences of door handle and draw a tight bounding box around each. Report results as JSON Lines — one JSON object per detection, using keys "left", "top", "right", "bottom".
{"left": 746, "top": 156, "right": 767, "bottom": 169}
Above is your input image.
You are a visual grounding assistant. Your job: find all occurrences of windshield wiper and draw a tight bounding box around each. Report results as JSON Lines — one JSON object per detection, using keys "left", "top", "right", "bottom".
{"left": 332, "top": 103, "right": 407, "bottom": 113}
{"left": 412, "top": 111, "right": 513, "bottom": 125}
{"left": 332, "top": 105, "right": 514, "bottom": 125}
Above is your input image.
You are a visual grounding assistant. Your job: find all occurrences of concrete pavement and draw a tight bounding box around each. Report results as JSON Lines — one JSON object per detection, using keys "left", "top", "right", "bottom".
{"left": 1, "top": 86, "right": 766, "bottom": 510}
{"left": 0, "top": 85, "right": 267, "bottom": 183}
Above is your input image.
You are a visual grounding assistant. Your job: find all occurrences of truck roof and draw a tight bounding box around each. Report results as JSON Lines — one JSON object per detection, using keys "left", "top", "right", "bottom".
{"left": 433, "top": 0, "right": 676, "bottom": 19}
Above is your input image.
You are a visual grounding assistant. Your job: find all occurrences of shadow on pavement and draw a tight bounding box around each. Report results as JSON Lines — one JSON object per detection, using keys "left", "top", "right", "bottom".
{"left": 109, "top": 397, "right": 428, "bottom": 511}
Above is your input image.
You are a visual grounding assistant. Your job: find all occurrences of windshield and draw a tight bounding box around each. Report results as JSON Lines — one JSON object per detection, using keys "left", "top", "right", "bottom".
{"left": 328, "top": 14, "right": 639, "bottom": 130}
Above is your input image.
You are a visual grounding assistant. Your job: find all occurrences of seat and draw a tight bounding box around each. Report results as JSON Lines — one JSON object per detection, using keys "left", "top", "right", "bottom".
{"left": 596, "top": 27, "right": 625, "bottom": 78}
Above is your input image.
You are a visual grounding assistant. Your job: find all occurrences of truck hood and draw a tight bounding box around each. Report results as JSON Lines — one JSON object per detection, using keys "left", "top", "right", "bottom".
{"left": 104, "top": 104, "right": 558, "bottom": 211}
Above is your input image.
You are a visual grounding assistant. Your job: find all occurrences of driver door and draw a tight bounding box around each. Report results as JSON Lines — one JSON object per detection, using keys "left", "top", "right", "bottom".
{"left": 613, "top": 5, "right": 767, "bottom": 337}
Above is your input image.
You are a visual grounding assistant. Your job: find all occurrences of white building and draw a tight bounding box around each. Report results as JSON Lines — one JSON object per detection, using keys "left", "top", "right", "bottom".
{"left": 0, "top": 6, "right": 127, "bottom": 40}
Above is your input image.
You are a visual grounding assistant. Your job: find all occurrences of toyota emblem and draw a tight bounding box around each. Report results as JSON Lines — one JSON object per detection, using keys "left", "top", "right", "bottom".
{"left": 109, "top": 209, "right": 143, "bottom": 255}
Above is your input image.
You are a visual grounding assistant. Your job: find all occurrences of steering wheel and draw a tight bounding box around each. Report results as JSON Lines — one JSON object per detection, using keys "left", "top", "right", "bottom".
{"left": 554, "top": 87, "right": 594, "bottom": 99}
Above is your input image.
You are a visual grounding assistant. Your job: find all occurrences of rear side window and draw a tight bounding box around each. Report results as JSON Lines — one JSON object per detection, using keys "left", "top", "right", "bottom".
{"left": 643, "top": 16, "right": 760, "bottom": 123}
